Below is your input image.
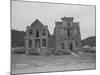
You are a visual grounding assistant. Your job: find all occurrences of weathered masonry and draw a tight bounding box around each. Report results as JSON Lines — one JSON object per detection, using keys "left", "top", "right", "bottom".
{"left": 24, "top": 17, "right": 81, "bottom": 55}
{"left": 54, "top": 17, "right": 81, "bottom": 54}
{"left": 24, "top": 19, "right": 49, "bottom": 55}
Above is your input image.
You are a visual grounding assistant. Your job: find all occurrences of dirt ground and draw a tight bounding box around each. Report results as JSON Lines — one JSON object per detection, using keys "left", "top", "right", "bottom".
{"left": 11, "top": 53, "right": 96, "bottom": 74}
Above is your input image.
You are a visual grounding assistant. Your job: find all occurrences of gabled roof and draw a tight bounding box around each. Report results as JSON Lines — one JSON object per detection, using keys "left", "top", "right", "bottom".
{"left": 31, "top": 19, "right": 43, "bottom": 27}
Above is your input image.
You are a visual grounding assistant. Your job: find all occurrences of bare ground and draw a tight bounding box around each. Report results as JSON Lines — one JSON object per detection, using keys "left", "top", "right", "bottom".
{"left": 11, "top": 53, "right": 96, "bottom": 74}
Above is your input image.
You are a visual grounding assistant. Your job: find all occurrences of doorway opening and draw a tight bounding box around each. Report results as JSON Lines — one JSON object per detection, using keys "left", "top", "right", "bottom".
{"left": 69, "top": 42, "right": 73, "bottom": 51}
{"left": 35, "top": 39, "right": 40, "bottom": 48}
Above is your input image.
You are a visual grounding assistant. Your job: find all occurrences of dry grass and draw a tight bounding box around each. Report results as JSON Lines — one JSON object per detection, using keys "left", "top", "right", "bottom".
{"left": 11, "top": 53, "right": 96, "bottom": 74}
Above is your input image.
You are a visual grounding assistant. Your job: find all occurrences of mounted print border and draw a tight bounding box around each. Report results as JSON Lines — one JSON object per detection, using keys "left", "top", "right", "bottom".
{"left": 11, "top": 0, "right": 96, "bottom": 74}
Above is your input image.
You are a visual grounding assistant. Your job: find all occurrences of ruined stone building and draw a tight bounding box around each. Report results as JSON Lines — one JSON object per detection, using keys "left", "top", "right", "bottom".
{"left": 24, "top": 17, "right": 81, "bottom": 55}
{"left": 24, "top": 19, "right": 50, "bottom": 55}
{"left": 54, "top": 17, "right": 81, "bottom": 54}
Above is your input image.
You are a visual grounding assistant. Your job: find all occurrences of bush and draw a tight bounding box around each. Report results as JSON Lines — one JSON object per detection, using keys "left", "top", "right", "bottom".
{"left": 54, "top": 50, "right": 71, "bottom": 55}
{"left": 90, "top": 50, "right": 96, "bottom": 53}
{"left": 46, "top": 50, "right": 52, "bottom": 56}
{"left": 83, "top": 48, "right": 96, "bottom": 54}
{"left": 12, "top": 47, "right": 25, "bottom": 54}
{"left": 29, "top": 48, "right": 40, "bottom": 55}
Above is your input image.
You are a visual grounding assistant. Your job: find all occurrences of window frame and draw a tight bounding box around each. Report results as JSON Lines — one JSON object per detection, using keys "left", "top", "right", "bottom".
{"left": 29, "top": 29, "right": 32, "bottom": 35}
{"left": 67, "top": 29, "right": 70, "bottom": 37}
{"left": 42, "top": 29, "right": 46, "bottom": 36}
{"left": 29, "top": 40, "right": 32, "bottom": 48}
{"left": 42, "top": 39, "right": 46, "bottom": 47}
{"left": 61, "top": 43, "right": 64, "bottom": 49}
{"left": 36, "top": 30, "right": 39, "bottom": 37}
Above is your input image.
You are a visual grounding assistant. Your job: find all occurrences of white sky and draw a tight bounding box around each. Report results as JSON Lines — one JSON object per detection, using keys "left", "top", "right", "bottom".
{"left": 11, "top": 1, "right": 95, "bottom": 39}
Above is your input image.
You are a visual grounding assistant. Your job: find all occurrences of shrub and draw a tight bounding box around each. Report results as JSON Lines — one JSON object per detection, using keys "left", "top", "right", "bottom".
{"left": 12, "top": 47, "right": 25, "bottom": 54}
{"left": 54, "top": 50, "right": 71, "bottom": 55}
{"left": 29, "top": 48, "right": 40, "bottom": 55}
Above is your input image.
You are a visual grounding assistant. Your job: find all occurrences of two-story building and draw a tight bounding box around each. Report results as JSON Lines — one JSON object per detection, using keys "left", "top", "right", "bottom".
{"left": 54, "top": 17, "right": 81, "bottom": 54}
{"left": 24, "top": 19, "right": 49, "bottom": 55}
{"left": 25, "top": 17, "right": 81, "bottom": 55}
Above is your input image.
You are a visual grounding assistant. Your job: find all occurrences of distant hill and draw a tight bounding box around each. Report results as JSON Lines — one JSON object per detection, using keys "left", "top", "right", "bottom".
{"left": 11, "top": 29, "right": 25, "bottom": 47}
{"left": 11, "top": 29, "right": 96, "bottom": 48}
{"left": 81, "top": 36, "right": 96, "bottom": 47}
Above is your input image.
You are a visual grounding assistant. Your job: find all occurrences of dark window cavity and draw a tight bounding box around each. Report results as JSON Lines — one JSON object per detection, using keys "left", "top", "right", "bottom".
{"left": 42, "top": 29, "right": 46, "bottom": 36}
{"left": 68, "top": 22, "right": 70, "bottom": 26}
{"left": 61, "top": 43, "right": 64, "bottom": 49}
{"left": 29, "top": 29, "right": 32, "bottom": 35}
{"left": 36, "top": 30, "right": 39, "bottom": 37}
{"left": 29, "top": 40, "right": 32, "bottom": 48}
{"left": 68, "top": 29, "right": 70, "bottom": 37}
{"left": 69, "top": 42, "right": 73, "bottom": 51}
{"left": 75, "top": 41, "right": 78, "bottom": 47}
{"left": 42, "top": 39, "right": 46, "bottom": 47}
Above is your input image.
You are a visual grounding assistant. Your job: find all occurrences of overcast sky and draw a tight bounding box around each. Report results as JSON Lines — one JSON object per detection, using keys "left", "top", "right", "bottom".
{"left": 11, "top": 1, "right": 95, "bottom": 39}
